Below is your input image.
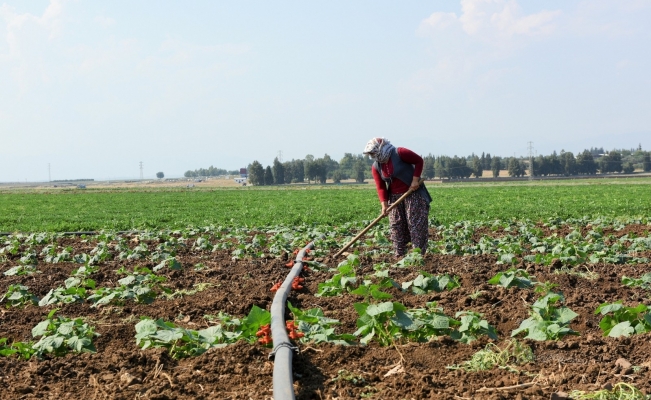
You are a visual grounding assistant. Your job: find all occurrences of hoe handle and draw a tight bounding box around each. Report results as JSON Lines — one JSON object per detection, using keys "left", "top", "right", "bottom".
{"left": 334, "top": 178, "right": 424, "bottom": 258}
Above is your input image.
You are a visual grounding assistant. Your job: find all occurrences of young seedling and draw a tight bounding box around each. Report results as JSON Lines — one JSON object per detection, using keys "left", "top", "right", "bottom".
{"left": 393, "top": 248, "right": 424, "bottom": 268}
{"left": 595, "top": 301, "right": 651, "bottom": 337}
{"left": 31, "top": 310, "right": 99, "bottom": 357}
{"left": 1, "top": 285, "right": 38, "bottom": 308}
{"left": 622, "top": 273, "right": 651, "bottom": 290}
{"left": 287, "top": 302, "right": 355, "bottom": 345}
{"left": 511, "top": 291, "right": 578, "bottom": 341}
{"left": 488, "top": 268, "right": 535, "bottom": 289}
{"left": 402, "top": 272, "right": 460, "bottom": 294}
{"left": 451, "top": 311, "right": 498, "bottom": 344}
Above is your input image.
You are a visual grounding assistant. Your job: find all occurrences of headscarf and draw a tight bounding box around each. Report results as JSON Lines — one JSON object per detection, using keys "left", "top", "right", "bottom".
{"left": 363, "top": 137, "right": 395, "bottom": 164}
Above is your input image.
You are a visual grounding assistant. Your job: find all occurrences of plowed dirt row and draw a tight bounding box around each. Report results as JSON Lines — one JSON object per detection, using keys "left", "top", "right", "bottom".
{"left": 1, "top": 236, "right": 651, "bottom": 399}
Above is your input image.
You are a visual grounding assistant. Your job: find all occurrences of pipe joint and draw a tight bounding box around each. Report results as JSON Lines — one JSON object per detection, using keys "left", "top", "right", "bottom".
{"left": 269, "top": 342, "right": 299, "bottom": 360}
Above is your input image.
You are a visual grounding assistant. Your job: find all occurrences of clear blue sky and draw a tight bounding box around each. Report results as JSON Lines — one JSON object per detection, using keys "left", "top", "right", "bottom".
{"left": 1, "top": 0, "right": 649, "bottom": 181}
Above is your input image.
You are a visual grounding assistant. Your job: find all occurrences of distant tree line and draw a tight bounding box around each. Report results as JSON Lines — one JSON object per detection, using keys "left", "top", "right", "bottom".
{"left": 247, "top": 154, "right": 374, "bottom": 186}
{"left": 233, "top": 144, "right": 651, "bottom": 185}
{"left": 184, "top": 166, "right": 241, "bottom": 178}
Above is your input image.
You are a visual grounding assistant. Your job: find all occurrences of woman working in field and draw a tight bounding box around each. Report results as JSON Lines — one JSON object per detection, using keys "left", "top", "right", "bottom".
{"left": 363, "top": 137, "right": 432, "bottom": 258}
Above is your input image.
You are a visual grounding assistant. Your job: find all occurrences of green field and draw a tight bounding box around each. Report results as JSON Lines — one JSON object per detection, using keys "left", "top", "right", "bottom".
{"left": 1, "top": 181, "right": 650, "bottom": 232}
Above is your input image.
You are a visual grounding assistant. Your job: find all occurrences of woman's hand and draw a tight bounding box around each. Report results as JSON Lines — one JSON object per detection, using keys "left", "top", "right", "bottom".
{"left": 381, "top": 201, "right": 389, "bottom": 216}
{"left": 410, "top": 176, "right": 421, "bottom": 191}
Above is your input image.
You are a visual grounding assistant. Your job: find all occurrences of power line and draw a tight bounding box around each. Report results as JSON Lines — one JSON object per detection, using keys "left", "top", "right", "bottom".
{"left": 139, "top": 161, "right": 143, "bottom": 180}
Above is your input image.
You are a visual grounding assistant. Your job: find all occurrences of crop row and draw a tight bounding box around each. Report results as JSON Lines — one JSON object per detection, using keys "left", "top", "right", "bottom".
{"left": 2, "top": 217, "right": 649, "bottom": 271}
{"left": 2, "top": 183, "right": 651, "bottom": 232}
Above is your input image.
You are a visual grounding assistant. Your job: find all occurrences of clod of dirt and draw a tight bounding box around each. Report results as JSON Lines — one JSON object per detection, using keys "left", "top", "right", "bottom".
{"left": 120, "top": 372, "right": 138, "bottom": 387}
{"left": 615, "top": 358, "right": 632, "bottom": 370}
{"left": 550, "top": 391, "right": 570, "bottom": 400}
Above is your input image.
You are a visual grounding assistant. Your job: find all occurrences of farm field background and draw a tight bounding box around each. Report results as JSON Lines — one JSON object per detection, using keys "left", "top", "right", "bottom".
{"left": 1, "top": 179, "right": 651, "bottom": 232}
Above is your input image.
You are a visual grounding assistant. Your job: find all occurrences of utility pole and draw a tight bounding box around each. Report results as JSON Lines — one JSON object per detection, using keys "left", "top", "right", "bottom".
{"left": 527, "top": 141, "right": 534, "bottom": 180}
{"left": 48, "top": 163, "right": 51, "bottom": 182}
{"left": 277, "top": 150, "right": 283, "bottom": 162}
{"left": 139, "top": 161, "right": 143, "bottom": 180}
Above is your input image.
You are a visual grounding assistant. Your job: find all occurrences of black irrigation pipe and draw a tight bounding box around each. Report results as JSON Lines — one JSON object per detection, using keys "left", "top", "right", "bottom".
{"left": 269, "top": 237, "right": 321, "bottom": 400}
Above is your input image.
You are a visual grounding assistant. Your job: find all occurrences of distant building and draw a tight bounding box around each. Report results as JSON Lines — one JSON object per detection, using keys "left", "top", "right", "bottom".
{"left": 239, "top": 168, "right": 248, "bottom": 178}
{"left": 234, "top": 177, "right": 247, "bottom": 185}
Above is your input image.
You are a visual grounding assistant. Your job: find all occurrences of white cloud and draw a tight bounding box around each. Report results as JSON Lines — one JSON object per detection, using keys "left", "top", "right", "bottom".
{"left": 418, "top": 12, "right": 458, "bottom": 34}
{"left": 94, "top": 16, "right": 115, "bottom": 28}
{"left": 419, "top": 0, "right": 561, "bottom": 42}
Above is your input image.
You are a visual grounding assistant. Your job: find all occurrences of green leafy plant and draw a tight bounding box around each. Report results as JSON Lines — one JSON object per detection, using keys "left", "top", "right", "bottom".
{"left": 393, "top": 248, "right": 424, "bottom": 267}
{"left": 353, "top": 301, "right": 456, "bottom": 346}
{"left": 488, "top": 268, "right": 535, "bottom": 289}
{"left": 88, "top": 267, "right": 169, "bottom": 306}
{"left": 316, "top": 259, "right": 358, "bottom": 297}
{"left": 1, "top": 284, "right": 38, "bottom": 308}
{"left": 350, "top": 275, "right": 397, "bottom": 301}
{"left": 43, "top": 246, "right": 73, "bottom": 263}
{"left": 153, "top": 257, "right": 182, "bottom": 272}
{"left": 71, "top": 264, "right": 99, "bottom": 277}
{"left": 31, "top": 310, "right": 99, "bottom": 357}
{"left": 0, "top": 338, "right": 36, "bottom": 360}
{"left": 39, "top": 277, "right": 96, "bottom": 306}
{"left": 511, "top": 292, "right": 579, "bottom": 341}
{"left": 402, "top": 272, "right": 460, "bottom": 294}
{"left": 135, "top": 305, "right": 270, "bottom": 358}
{"left": 595, "top": 302, "right": 651, "bottom": 338}
{"left": 622, "top": 273, "right": 651, "bottom": 290}
{"left": 447, "top": 340, "right": 534, "bottom": 372}
{"left": 450, "top": 311, "right": 498, "bottom": 344}
{"left": 287, "top": 302, "right": 356, "bottom": 345}
{"left": 3, "top": 265, "right": 40, "bottom": 276}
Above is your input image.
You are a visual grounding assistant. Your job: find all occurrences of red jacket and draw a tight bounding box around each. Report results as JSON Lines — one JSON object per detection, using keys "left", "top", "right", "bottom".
{"left": 371, "top": 147, "right": 423, "bottom": 202}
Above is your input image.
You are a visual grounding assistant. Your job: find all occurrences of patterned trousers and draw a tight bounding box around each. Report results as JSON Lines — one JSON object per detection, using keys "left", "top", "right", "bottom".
{"left": 388, "top": 191, "right": 430, "bottom": 257}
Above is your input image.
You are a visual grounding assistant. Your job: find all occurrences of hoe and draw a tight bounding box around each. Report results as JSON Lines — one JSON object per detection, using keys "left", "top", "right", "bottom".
{"left": 334, "top": 178, "right": 424, "bottom": 258}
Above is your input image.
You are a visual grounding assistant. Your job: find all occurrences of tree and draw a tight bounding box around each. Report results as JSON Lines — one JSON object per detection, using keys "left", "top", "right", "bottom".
{"left": 559, "top": 151, "right": 577, "bottom": 175}
{"left": 435, "top": 157, "right": 448, "bottom": 179}
{"left": 576, "top": 150, "right": 597, "bottom": 175}
{"left": 248, "top": 161, "right": 265, "bottom": 185}
{"left": 599, "top": 151, "right": 622, "bottom": 173}
{"left": 353, "top": 159, "right": 366, "bottom": 183}
{"left": 484, "top": 153, "right": 492, "bottom": 171}
{"left": 264, "top": 166, "right": 274, "bottom": 185}
{"left": 507, "top": 157, "right": 524, "bottom": 177}
{"left": 472, "top": 156, "right": 483, "bottom": 178}
{"left": 643, "top": 152, "right": 651, "bottom": 172}
{"left": 156, "top": 172, "right": 164, "bottom": 179}
{"left": 447, "top": 156, "right": 472, "bottom": 179}
{"left": 293, "top": 160, "right": 305, "bottom": 183}
{"left": 623, "top": 162, "right": 635, "bottom": 174}
{"left": 424, "top": 158, "right": 435, "bottom": 179}
{"left": 308, "top": 159, "right": 327, "bottom": 183}
{"left": 491, "top": 156, "right": 501, "bottom": 178}
{"left": 272, "top": 157, "right": 284, "bottom": 185}
{"left": 283, "top": 161, "right": 294, "bottom": 183}
{"left": 184, "top": 170, "right": 197, "bottom": 178}
{"left": 332, "top": 170, "right": 343, "bottom": 183}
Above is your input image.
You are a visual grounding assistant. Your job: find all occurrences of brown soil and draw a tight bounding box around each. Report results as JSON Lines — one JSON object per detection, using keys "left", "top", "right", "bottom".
{"left": 1, "top": 235, "right": 651, "bottom": 399}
